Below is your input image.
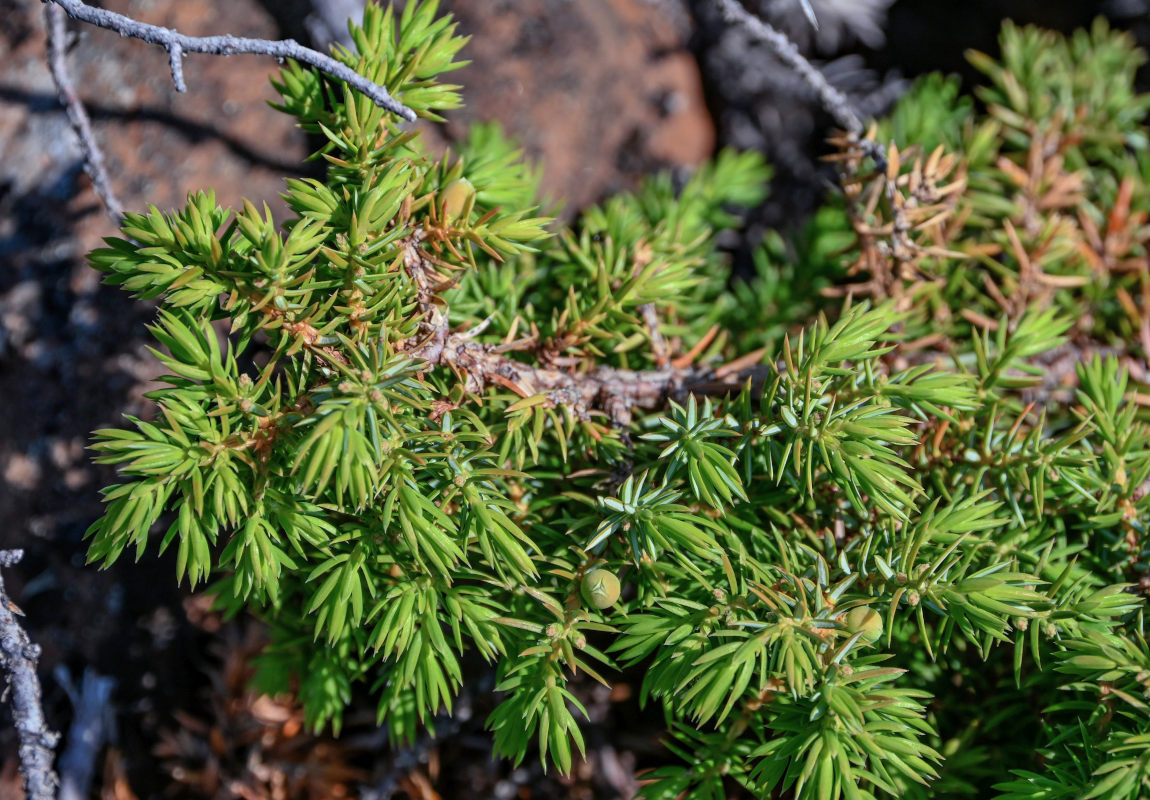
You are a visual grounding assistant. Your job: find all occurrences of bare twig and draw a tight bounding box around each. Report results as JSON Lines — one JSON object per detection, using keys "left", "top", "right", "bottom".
{"left": 715, "top": 0, "right": 862, "bottom": 135}
{"left": 56, "top": 667, "right": 117, "bottom": 800}
{"left": 45, "top": 3, "right": 124, "bottom": 222}
{"left": 42, "top": 0, "right": 417, "bottom": 122}
{"left": 640, "top": 303, "right": 670, "bottom": 368}
{"left": 0, "top": 550, "right": 59, "bottom": 800}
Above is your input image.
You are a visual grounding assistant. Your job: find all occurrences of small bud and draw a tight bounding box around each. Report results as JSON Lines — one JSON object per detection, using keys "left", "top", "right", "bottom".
{"left": 845, "top": 606, "right": 884, "bottom": 644}
{"left": 440, "top": 177, "right": 475, "bottom": 222}
{"left": 338, "top": 381, "right": 354, "bottom": 394}
{"left": 581, "top": 568, "right": 621, "bottom": 609}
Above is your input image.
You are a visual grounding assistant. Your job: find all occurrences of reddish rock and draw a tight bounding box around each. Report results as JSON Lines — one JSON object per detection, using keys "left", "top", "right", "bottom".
{"left": 438, "top": 0, "right": 714, "bottom": 215}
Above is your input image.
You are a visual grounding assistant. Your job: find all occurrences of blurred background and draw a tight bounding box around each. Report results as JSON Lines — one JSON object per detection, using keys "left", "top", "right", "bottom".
{"left": 0, "top": 0, "right": 1145, "bottom": 797}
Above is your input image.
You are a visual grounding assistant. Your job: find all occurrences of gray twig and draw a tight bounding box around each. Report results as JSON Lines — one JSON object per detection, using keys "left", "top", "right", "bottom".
{"left": 42, "top": 0, "right": 417, "bottom": 122}
{"left": 56, "top": 667, "right": 117, "bottom": 800}
{"left": 0, "top": 550, "right": 59, "bottom": 800}
{"left": 715, "top": 0, "right": 863, "bottom": 135}
{"left": 45, "top": 3, "right": 124, "bottom": 222}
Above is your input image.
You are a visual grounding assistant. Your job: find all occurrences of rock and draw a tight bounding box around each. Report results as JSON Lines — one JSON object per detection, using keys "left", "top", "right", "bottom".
{"left": 437, "top": 0, "right": 714, "bottom": 217}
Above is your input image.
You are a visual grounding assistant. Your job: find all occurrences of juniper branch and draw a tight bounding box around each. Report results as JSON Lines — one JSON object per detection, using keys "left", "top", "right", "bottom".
{"left": 42, "top": 0, "right": 417, "bottom": 122}
{"left": 0, "top": 550, "right": 59, "bottom": 800}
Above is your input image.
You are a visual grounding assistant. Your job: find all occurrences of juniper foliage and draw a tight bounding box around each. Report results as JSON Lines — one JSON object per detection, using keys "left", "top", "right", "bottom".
{"left": 85, "top": 4, "right": 1149, "bottom": 797}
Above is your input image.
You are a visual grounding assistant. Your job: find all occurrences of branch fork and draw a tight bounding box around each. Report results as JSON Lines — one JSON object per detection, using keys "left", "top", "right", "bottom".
{"left": 43, "top": 0, "right": 416, "bottom": 120}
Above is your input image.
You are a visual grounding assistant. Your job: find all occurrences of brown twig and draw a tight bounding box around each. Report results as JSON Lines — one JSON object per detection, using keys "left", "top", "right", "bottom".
{"left": 45, "top": 3, "right": 124, "bottom": 222}
{"left": 640, "top": 303, "right": 670, "bottom": 368}
{"left": 825, "top": 135, "right": 965, "bottom": 305}
{"left": 0, "top": 550, "right": 59, "bottom": 800}
{"left": 400, "top": 236, "right": 767, "bottom": 428}
{"left": 43, "top": 0, "right": 416, "bottom": 121}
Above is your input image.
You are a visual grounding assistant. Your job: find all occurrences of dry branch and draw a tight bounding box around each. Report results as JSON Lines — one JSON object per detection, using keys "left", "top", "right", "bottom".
{"left": 43, "top": 0, "right": 416, "bottom": 121}
{"left": 56, "top": 668, "right": 117, "bottom": 800}
{"left": 45, "top": 3, "right": 124, "bottom": 222}
{"left": 715, "top": 0, "right": 864, "bottom": 135}
{"left": 0, "top": 550, "right": 59, "bottom": 800}
{"left": 400, "top": 237, "right": 765, "bottom": 428}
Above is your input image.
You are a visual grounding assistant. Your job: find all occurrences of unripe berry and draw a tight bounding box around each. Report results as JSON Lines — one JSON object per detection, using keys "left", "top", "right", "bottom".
{"left": 440, "top": 177, "right": 475, "bottom": 221}
{"left": 580, "top": 568, "right": 620, "bottom": 609}
{"left": 845, "top": 606, "right": 884, "bottom": 643}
